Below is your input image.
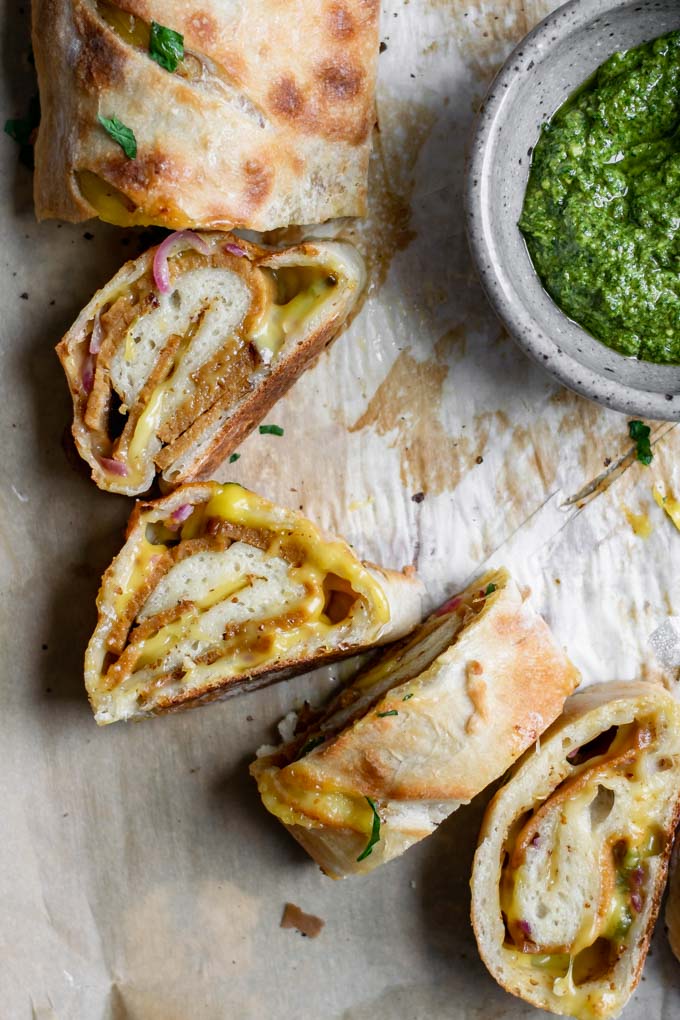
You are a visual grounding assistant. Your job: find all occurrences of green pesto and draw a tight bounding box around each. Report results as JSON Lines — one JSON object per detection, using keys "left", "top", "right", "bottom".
{"left": 519, "top": 31, "right": 680, "bottom": 362}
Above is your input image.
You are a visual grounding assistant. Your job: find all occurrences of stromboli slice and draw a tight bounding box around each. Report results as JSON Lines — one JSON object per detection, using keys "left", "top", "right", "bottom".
{"left": 86, "top": 482, "right": 424, "bottom": 724}
{"left": 56, "top": 231, "right": 365, "bottom": 495}
{"left": 251, "top": 569, "right": 579, "bottom": 878}
{"left": 32, "top": 0, "right": 380, "bottom": 229}
{"left": 666, "top": 843, "right": 680, "bottom": 964}
{"left": 471, "top": 681, "right": 680, "bottom": 1020}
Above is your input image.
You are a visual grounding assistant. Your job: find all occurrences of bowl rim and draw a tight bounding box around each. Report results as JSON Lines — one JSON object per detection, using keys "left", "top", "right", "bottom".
{"left": 464, "top": 0, "right": 680, "bottom": 422}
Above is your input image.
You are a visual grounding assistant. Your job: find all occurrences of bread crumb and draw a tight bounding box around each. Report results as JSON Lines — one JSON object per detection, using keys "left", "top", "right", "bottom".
{"left": 280, "top": 903, "right": 325, "bottom": 938}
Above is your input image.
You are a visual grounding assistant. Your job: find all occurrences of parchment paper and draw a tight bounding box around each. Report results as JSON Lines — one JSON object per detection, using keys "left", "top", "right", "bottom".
{"left": 2, "top": 2, "right": 680, "bottom": 1018}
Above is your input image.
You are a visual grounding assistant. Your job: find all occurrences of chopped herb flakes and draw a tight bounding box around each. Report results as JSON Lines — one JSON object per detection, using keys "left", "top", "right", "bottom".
{"left": 376, "top": 710, "right": 398, "bottom": 717}
{"left": 98, "top": 115, "right": 137, "bottom": 159}
{"left": 629, "top": 420, "right": 652, "bottom": 465}
{"left": 149, "top": 22, "right": 185, "bottom": 73}
{"left": 4, "top": 93, "right": 40, "bottom": 168}
{"left": 402, "top": 693, "right": 413, "bottom": 701}
{"left": 299, "top": 735, "right": 325, "bottom": 757}
{"left": 259, "top": 424, "right": 284, "bottom": 436}
{"left": 228, "top": 453, "right": 240, "bottom": 464}
{"left": 356, "top": 798, "right": 381, "bottom": 862}
{"left": 485, "top": 582, "right": 497, "bottom": 596}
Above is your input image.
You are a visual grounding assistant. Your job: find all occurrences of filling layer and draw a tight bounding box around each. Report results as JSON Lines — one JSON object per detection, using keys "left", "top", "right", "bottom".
{"left": 254, "top": 572, "right": 504, "bottom": 834}
{"left": 499, "top": 716, "right": 674, "bottom": 1014}
{"left": 75, "top": 242, "right": 338, "bottom": 489}
{"left": 94, "top": 484, "right": 387, "bottom": 717}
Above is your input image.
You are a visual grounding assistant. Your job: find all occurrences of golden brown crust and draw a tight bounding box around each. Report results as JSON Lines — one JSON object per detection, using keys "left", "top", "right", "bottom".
{"left": 251, "top": 569, "right": 579, "bottom": 878}
{"left": 86, "top": 483, "right": 424, "bottom": 723}
{"left": 32, "top": 0, "right": 379, "bottom": 228}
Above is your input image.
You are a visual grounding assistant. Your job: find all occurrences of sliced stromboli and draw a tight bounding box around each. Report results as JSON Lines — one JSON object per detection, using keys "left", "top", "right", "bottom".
{"left": 471, "top": 681, "right": 680, "bottom": 1020}
{"left": 56, "top": 231, "right": 365, "bottom": 495}
{"left": 250, "top": 569, "right": 579, "bottom": 878}
{"left": 666, "top": 841, "right": 680, "bottom": 964}
{"left": 86, "top": 482, "right": 424, "bottom": 724}
{"left": 32, "top": 1, "right": 380, "bottom": 229}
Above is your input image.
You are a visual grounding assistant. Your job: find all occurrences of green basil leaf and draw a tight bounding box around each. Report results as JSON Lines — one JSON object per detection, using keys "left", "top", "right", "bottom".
{"left": 228, "top": 453, "right": 241, "bottom": 464}
{"left": 259, "top": 424, "right": 284, "bottom": 436}
{"left": 149, "top": 22, "right": 185, "bottom": 73}
{"left": 402, "top": 693, "right": 413, "bottom": 701}
{"left": 628, "top": 420, "right": 652, "bottom": 466}
{"left": 376, "top": 710, "right": 398, "bottom": 717}
{"left": 4, "top": 93, "right": 40, "bottom": 168}
{"left": 98, "top": 115, "right": 137, "bottom": 159}
{"left": 299, "top": 735, "right": 325, "bottom": 758}
{"left": 485, "top": 582, "right": 497, "bottom": 596}
{"left": 356, "top": 798, "right": 381, "bottom": 862}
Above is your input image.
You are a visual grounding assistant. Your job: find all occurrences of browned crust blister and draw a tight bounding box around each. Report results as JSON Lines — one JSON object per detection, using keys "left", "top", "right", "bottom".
{"left": 32, "top": 0, "right": 380, "bottom": 229}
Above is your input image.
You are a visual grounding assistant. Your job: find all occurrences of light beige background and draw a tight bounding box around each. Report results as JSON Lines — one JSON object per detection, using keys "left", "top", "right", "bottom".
{"left": 2, "top": 1, "right": 680, "bottom": 1017}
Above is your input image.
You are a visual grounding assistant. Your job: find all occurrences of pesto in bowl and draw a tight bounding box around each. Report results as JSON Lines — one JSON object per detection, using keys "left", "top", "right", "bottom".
{"left": 519, "top": 30, "right": 680, "bottom": 363}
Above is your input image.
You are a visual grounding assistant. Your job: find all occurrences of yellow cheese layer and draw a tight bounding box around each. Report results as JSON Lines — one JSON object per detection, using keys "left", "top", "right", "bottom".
{"left": 202, "top": 484, "right": 389, "bottom": 627}
{"left": 108, "top": 485, "right": 389, "bottom": 695}
{"left": 111, "top": 536, "right": 166, "bottom": 621}
{"left": 500, "top": 721, "right": 664, "bottom": 1019}
{"left": 257, "top": 770, "right": 374, "bottom": 834}
{"left": 77, "top": 171, "right": 158, "bottom": 229}
{"left": 250, "top": 268, "right": 337, "bottom": 357}
{"left": 96, "top": 261, "right": 339, "bottom": 484}
{"left": 653, "top": 486, "right": 680, "bottom": 532}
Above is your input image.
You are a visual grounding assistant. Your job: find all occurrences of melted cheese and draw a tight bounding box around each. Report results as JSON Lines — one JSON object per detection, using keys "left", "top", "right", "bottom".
{"left": 76, "top": 171, "right": 157, "bottom": 228}
{"left": 250, "top": 268, "right": 337, "bottom": 358}
{"left": 202, "top": 484, "right": 389, "bottom": 626}
{"left": 653, "top": 486, "right": 680, "bottom": 532}
{"left": 104, "top": 485, "right": 390, "bottom": 704}
{"left": 111, "top": 536, "right": 166, "bottom": 620}
{"left": 257, "top": 770, "right": 374, "bottom": 834}
{"left": 95, "top": 261, "right": 340, "bottom": 485}
{"left": 95, "top": 0, "right": 149, "bottom": 48}
{"left": 500, "top": 720, "right": 668, "bottom": 1019}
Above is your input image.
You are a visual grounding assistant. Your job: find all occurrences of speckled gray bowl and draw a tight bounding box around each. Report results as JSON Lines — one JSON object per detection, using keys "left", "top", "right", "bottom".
{"left": 465, "top": 0, "right": 680, "bottom": 420}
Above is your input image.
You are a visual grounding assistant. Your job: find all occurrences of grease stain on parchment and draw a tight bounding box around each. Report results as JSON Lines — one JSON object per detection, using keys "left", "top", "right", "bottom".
{"left": 349, "top": 333, "right": 493, "bottom": 494}
{"left": 434, "top": 0, "right": 552, "bottom": 80}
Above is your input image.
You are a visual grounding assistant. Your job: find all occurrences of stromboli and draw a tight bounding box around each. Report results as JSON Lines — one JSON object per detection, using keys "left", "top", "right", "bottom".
{"left": 471, "top": 681, "right": 680, "bottom": 1020}
{"left": 85, "top": 482, "right": 424, "bottom": 724}
{"left": 32, "top": 0, "right": 380, "bottom": 229}
{"left": 56, "top": 231, "right": 365, "bottom": 495}
{"left": 251, "top": 569, "right": 579, "bottom": 878}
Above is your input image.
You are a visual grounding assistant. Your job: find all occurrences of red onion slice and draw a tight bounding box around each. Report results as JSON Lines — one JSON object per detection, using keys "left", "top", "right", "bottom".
{"left": 517, "top": 920, "right": 533, "bottom": 938}
{"left": 98, "top": 456, "right": 129, "bottom": 477}
{"left": 224, "top": 242, "right": 246, "bottom": 257}
{"left": 89, "top": 311, "right": 103, "bottom": 354}
{"left": 435, "top": 595, "right": 462, "bottom": 617}
{"left": 171, "top": 503, "right": 193, "bottom": 524}
{"left": 82, "top": 353, "right": 95, "bottom": 394}
{"left": 152, "top": 230, "right": 210, "bottom": 295}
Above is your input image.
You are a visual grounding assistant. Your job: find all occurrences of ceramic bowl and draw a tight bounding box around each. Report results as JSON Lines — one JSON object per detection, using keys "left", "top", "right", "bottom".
{"left": 465, "top": 0, "right": 680, "bottom": 420}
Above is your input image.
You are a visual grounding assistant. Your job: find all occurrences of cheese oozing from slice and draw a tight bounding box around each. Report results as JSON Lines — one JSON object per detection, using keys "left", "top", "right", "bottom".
{"left": 499, "top": 719, "right": 672, "bottom": 1019}
{"left": 93, "top": 484, "right": 390, "bottom": 721}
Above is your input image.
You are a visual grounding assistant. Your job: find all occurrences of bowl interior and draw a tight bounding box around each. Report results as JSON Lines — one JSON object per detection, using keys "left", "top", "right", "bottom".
{"left": 471, "top": 0, "right": 680, "bottom": 414}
